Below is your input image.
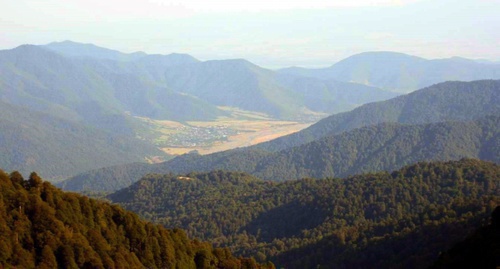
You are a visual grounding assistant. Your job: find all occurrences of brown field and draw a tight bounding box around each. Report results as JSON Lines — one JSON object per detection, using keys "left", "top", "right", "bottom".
{"left": 134, "top": 107, "right": 320, "bottom": 156}
{"left": 162, "top": 121, "right": 311, "bottom": 155}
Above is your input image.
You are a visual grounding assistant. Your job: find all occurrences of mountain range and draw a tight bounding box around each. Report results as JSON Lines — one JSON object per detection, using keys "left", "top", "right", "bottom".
{"left": 108, "top": 159, "right": 500, "bottom": 268}
{"left": 279, "top": 51, "right": 500, "bottom": 93}
{"left": 0, "top": 41, "right": 407, "bottom": 180}
{"left": 59, "top": 80, "right": 500, "bottom": 192}
{"left": 2, "top": 41, "right": 499, "bottom": 182}
{"left": 1, "top": 40, "right": 500, "bottom": 269}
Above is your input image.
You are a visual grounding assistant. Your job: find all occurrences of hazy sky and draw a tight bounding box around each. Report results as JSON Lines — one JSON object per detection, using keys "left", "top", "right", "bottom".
{"left": 1, "top": 0, "right": 499, "bottom": 68}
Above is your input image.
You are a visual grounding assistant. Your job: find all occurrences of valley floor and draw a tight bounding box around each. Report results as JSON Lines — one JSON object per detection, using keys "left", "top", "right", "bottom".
{"left": 134, "top": 107, "right": 318, "bottom": 156}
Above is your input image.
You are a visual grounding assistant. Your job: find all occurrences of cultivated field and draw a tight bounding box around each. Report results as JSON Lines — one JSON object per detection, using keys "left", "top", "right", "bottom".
{"left": 133, "top": 107, "right": 319, "bottom": 156}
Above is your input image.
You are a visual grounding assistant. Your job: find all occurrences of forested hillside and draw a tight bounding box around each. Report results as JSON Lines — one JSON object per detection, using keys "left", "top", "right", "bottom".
{"left": 255, "top": 79, "right": 500, "bottom": 152}
{"left": 430, "top": 206, "right": 500, "bottom": 269}
{"left": 0, "top": 169, "right": 273, "bottom": 269}
{"left": 109, "top": 159, "right": 500, "bottom": 268}
{"left": 61, "top": 115, "right": 499, "bottom": 191}
{"left": 0, "top": 101, "right": 167, "bottom": 181}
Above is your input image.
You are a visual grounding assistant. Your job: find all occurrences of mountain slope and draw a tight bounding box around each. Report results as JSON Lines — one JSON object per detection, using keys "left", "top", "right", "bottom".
{"left": 1, "top": 42, "right": 407, "bottom": 124}
{"left": 162, "top": 59, "right": 301, "bottom": 118}
{"left": 59, "top": 115, "right": 499, "bottom": 191}
{"left": 109, "top": 159, "right": 500, "bottom": 268}
{"left": 279, "top": 52, "right": 500, "bottom": 92}
{"left": 157, "top": 116, "right": 499, "bottom": 181}
{"left": 44, "top": 40, "right": 148, "bottom": 61}
{"left": 0, "top": 101, "right": 167, "bottom": 181}
{"left": 274, "top": 73, "right": 399, "bottom": 114}
{"left": 255, "top": 80, "right": 500, "bottom": 152}
{"left": 0, "top": 45, "right": 227, "bottom": 127}
{"left": 0, "top": 169, "right": 273, "bottom": 268}
{"left": 43, "top": 41, "right": 399, "bottom": 120}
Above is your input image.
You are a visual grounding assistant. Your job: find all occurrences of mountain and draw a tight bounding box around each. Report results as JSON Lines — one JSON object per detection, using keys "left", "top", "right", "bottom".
{"left": 43, "top": 41, "right": 399, "bottom": 120}
{"left": 59, "top": 79, "right": 500, "bottom": 192}
{"left": 44, "top": 40, "right": 148, "bottom": 61}
{"left": 279, "top": 52, "right": 500, "bottom": 92}
{"left": 274, "top": 73, "right": 399, "bottom": 114}
{"left": 0, "top": 44, "right": 226, "bottom": 128}
{"left": 108, "top": 159, "right": 500, "bottom": 268}
{"left": 45, "top": 41, "right": 200, "bottom": 67}
{"left": 250, "top": 116, "right": 499, "bottom": 180}
{"left": 0, "top": 101, "right": 167, "bottom": 181}
{"left": 1, "top": 42, "right": 400, "bottom": 124}
{"left": 59, "top": 115, "right": 500, "bottom": 192}
{"left": 255, "top": 80, "right": 500, "bottom": 152}
{"left": 2, "top": 42, "right": 400, "bottom": 181}
{"left": 156, "top": 116, "right": 500, "bottom": 180}
{"left": 0, "top": 169, "right": 273, "bottom": 268}
{"left": 161, "top": 59, "right": 302, "bottom": 118}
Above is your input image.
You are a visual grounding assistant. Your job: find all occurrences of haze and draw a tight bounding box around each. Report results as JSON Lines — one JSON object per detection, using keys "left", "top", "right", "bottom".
{"left": 1, "top": 0, "right": 499, "bottom": 68}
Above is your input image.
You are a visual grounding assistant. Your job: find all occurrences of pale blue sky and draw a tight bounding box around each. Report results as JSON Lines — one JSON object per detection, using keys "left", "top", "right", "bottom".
{"left": 1, "top": 0, "right": 499, "bottom": 68}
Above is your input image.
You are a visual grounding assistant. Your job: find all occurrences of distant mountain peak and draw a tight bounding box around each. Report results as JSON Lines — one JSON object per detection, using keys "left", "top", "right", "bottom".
{"left": 43, "top": 40, "right": 147, "bottom": 61}
{"left": 333, "top": 51, "right": 426, "bottom": 65}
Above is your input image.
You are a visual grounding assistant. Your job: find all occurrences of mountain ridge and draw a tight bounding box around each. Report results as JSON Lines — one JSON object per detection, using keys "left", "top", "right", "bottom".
{"left": 108, "top": 159, "right": 500, "bottom": 268}
{"left": 279, "top": 51, "right": 500, "bottom": 92}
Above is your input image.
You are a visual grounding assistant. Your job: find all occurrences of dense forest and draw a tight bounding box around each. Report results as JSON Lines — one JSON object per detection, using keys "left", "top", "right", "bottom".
{"left": 430, "top": 206, "right": 500, "bottom": 268}
{"left": 61, "top": 115, "right": 499, "bottom": 192}
{"left": 109, "top": 159, "right": 500, "bottom": 268}
{"left": 0, "top": 169, "right": 274, "bottom": 268}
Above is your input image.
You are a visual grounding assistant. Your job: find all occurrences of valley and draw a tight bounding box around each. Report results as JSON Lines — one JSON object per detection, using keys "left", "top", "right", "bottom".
{"left": 133, "top": 107, "right": 318, "bottom": 155}
{"left": 0, "top": 36, "right": 499, "bottom": 268}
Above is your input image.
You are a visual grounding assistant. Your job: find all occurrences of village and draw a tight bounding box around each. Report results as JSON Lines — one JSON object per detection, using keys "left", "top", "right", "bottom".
{"left": 164, "top": 125, "right": 239, "bottom": 147}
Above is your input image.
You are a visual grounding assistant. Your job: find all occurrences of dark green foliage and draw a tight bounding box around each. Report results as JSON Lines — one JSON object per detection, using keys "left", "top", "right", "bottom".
{"left": 0, "top": 169, "right": 271, "bottom": 268}
{"left": 108, "top": 159, "right": 500, "bottom": 268}
{"left": 430, "top": 206, "right": 500, "bottom": 269}
{"left": 251, "top": 116, "right": 500, "bottom": 180}
{"left": 57, "top": 163, "right": 155, "bottom": 192}
{"left": 256, "top": 79, "right": 500, "bottom": 152}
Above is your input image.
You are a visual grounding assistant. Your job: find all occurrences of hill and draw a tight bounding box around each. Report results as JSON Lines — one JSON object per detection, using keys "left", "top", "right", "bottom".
{"left": 274, "top": 73, "right": 398, "bottom": 114}
{"left": 279, "top": 52, "right": 500, "bottom": 93}
{"left": 0, "top": 169, "right": 274, "bottom": 268}
{"left": 0, "top": 101, "right": 167, "bottom": 181}
{"left": 255, "top": 79, "right": 500, "bottom": 152}
{"left": 60, "top": 115, "right": 499, "bottom": 191}
{"left": 0, "top": 44, "right": 226, "bottom": 128}
{"left": 108, "top": 159, "right": 500, "bottom": 268}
